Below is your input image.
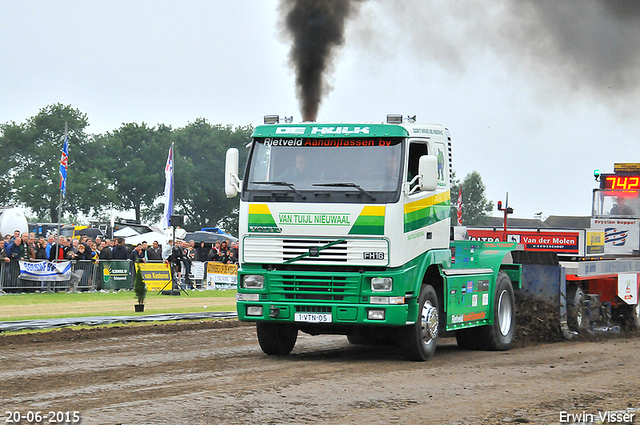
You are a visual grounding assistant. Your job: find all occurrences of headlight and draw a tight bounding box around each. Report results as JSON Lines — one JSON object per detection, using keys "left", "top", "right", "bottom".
{"left": 246, "top": 306, "right": 263, "bottom": 316}
{"left": 371, "top": 277, "right": 392, "bottom": 292}
{"left": 367, "top": 309, "right": 386, "bottom": 320}
{"left": 243, "top": 275, "right": 264, "bottom": 289}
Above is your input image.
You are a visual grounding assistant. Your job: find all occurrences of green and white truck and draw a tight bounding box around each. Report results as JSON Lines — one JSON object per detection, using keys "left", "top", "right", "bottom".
{"left": 225, "top": 115, "right": 522, "bottom": 361}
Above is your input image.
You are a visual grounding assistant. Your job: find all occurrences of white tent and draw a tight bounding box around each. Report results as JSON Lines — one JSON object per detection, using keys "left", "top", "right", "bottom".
{"left": 114, "top": 226, "right": 139, "bottom": 238}
{"left": 125, "top": 231, "right": 167, "bottom": 246}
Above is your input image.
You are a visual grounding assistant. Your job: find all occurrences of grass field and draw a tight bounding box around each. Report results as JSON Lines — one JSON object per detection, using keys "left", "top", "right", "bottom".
{"left": 0, "top": 290, "right": 237, "bottom": 321}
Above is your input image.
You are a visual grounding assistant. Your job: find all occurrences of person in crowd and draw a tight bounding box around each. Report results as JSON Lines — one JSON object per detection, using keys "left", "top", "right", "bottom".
{"left": 20, "top": 233, "right": 35, "bottom": 259}
{"left": 167, "top": 240, "right": 184, "bottom": 289}
{"left": 162, "top": 239, "right": 173, "bottom": 261}
{"left": 111, "top": 238, "right": 128, "bottom": 260}
{"left": 208, "top": 240, "right": 221, "bottom": 262}
{"left": 130, "top": 244, "right": 146, "bottom": 262}
{"left": 70, "top": 239, "right": 80, "bottom": 255}
{"left": 28, "top": 233, "right": 38, "bottom": 255}
{"left": 226, "top": 249, "right": 238, "bottom": 265}
{"left": 45, "top": 235, "right": 55, "bottom": 258}
{"left": 186, "top": 240, "right": 197, "bottom": 262}
{"left": 230, "top": 241, "right": 239, "bottom": 259}
{"left": 147, "top": 240, "right": 163, "bottom": 261}
{"left": 48, "top": 236, "right": 68, "bottom": 261}
{"left": 218, "top": 240, "right": 230, "bottom": 263}
{"left": 181, "top": 240, "right": 193, "bottom": 288}
{"left": 98, "top": 241, "right": 113, "bottom": 260}
{"left": 6, "top": 236, "right": 32, "bottom": 261}
{"left": 140, "top": 241, "right": 149, "bottom": 261}
{"left": 89, "top": 242, "right": 99, "bottom": 261}
{"left": 0, "top": 243, "right": 10, "bottom": 263}
{"left": 3, "top": 234, "right": 12, "bottom": 250}
{"left": 196, "top": 241, "right": 208, "bottom": 261}
{"left": 35, "top": 239, "right": 48, "bottom": 260}
{"left": 75, "top": 243, "right": 93, "bottom": 261}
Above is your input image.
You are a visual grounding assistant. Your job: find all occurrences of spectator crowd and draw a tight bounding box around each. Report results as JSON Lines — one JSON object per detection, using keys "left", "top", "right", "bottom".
{"left": 1, "top": 231, "right": 239, "bottom": 267}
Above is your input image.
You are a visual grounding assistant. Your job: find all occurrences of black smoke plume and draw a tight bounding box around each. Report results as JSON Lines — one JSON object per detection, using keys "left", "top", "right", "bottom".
{"left": 279, "top": 0, "right": 362, "bottom": 121}
{"left": 357, "top": 0, "right": 640, "bottom": 107}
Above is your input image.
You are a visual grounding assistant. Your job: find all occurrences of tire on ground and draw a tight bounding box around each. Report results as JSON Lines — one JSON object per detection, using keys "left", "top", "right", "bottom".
{"left": 567, "top": 286, "right": 589, "bottom": 333}
{"left": 457, "top": 271, "right": 515, "bottom": 351}
{"left": 403, "top": 284, "right": 439, "bottom": 361}
{"left": 256, "top": 322, "right": 298, "bottom": 355}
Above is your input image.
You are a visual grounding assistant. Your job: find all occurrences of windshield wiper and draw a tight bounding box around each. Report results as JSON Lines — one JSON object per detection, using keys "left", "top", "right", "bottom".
{"left": 313, "top": 183, "right": 376, "bottom": 201}
{"left": 250, "top": 181, "right": 306, "bottom": 199}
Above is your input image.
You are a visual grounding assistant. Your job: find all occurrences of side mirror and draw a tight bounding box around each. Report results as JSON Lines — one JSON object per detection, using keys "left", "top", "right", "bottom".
{"left": 225, "top": 148, "right": 241, "bottom": 198}
{"left": 418, "top": 155, "right": 438, "bottom": 191}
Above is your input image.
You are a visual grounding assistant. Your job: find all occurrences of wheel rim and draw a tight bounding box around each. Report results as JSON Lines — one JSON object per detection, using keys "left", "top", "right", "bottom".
{"left": 420, "top": 300, "right": 438, "bottom": 345}
{"left": 497, "top": 290, "right": 513, "bottom": 336}
{"left": 575, "top": 290, "right": 585, "bottom": 328}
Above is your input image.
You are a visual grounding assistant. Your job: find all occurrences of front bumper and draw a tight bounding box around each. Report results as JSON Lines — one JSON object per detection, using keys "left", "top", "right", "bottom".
{"left": 236, "top": 300, "right": 414, "bottom": 326}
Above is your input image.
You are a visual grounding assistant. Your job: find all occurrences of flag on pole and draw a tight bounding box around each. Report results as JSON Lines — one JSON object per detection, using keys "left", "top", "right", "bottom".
{"left": 59, "top": 134, "right": 69, "bottom": 196}
{"left": 456, "top": 187, "right": 462, "bottom": 226}
{"left": 162, "top": 145, "right": 174, "bottom": 228}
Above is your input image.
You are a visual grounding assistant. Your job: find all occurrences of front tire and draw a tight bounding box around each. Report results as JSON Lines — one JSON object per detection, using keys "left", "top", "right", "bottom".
{"left": 403, "top": 285, "right": 439, "bottom": 361}
{"left": 256, "top": 322, "right": 298, "bottom": 355}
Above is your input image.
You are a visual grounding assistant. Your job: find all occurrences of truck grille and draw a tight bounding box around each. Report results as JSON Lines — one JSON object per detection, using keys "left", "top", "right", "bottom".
{"left": 243, "top": 237, "right": 388, "bottom": 266}
{"left": 269, "top": 272, "right": 361, "bottom": 303}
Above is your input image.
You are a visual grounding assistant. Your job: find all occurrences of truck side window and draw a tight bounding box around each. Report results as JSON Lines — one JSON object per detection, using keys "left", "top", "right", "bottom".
{"left": 407, "top": 142, "right": 428, "bottom": 187}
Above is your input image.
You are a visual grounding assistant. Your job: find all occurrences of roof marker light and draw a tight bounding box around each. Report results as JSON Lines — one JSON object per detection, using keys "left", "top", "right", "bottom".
{"left": 387, "top": 114, "right": 403, "bottom": 124}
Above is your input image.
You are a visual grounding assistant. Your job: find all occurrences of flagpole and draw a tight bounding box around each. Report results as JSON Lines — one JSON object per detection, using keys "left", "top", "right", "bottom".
{"left": 55, "top": 122, "right": 68, "bottom": 258}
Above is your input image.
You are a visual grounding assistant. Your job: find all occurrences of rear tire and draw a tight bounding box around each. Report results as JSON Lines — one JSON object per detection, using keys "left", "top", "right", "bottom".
{"left": 457, "top": 271, "right": 515, "bottom": 351}
{"left": 256, "top": 322, "right": 298, "bottom": 355}
{"left": 481, "top": 271, "right": 516, "bottom": 350}
{"left": 567, "top": 286, "right": 589, "bottom": 332}
{"left": 621, "top": 303, "right": 640, "bottom": 331}
{"left": 403, "top": 285, "right": 439, "bottom": 361}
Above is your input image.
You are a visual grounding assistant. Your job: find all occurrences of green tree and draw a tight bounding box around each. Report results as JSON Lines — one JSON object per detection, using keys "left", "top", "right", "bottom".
{"left": 169, "top": 119, "right": 252, "bottom": 232}
{"left": 99, "top": 123, "right": 173, "bottom": 222}
{"left": 450, "top": 170, "right": 493, "bottom": 226}
{"left": 0, "top": 104, "right": 99, "bottom": 222}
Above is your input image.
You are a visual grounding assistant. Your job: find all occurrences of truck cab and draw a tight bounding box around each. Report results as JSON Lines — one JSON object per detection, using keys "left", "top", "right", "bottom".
{"left": 226, "top": 115, "right": 520, "bottom": 360}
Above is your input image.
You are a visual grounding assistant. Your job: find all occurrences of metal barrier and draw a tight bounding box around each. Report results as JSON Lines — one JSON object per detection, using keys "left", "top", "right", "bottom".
{"left": 0, "top": 260, "right": 100, "bottom": 293}
{"left": 0, "top": 259, "right": 236, "bottom": 293}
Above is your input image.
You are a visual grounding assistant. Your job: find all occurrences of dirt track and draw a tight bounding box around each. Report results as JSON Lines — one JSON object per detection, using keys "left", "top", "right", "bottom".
{"left": 1, "top": 321, "right": 639, "bottom": 425}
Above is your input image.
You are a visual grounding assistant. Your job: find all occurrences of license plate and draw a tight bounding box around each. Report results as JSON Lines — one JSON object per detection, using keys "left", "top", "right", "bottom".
{"left": 294, "top": 313, "right": 332, "bottom": 323}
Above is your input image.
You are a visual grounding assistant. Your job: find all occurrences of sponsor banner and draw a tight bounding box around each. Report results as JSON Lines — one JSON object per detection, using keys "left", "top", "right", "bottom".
{"left": 100, "top": 260, "right": 131, "bottom": 290}
{"left": 136, "top": 262, "right": 172, "bottom": 292}
{"left": 206, "top": 262, "right": 238, "bottom": 290}
{"left": 467, "top": 229, "right": 581, "bottom": 255}
{"left": 18, "top": 261, "right": 71, "bottom": 281}
{"left": 591, "top": 218, "right": 640, "bottom": 256}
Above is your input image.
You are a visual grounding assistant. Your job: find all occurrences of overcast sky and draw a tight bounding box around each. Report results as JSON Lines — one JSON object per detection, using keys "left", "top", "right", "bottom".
{"left": 2, "top": 0, "right": 640, "bottom": 221}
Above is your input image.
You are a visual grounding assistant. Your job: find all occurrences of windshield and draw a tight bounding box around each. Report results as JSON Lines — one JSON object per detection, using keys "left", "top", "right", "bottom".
{"left": 592, "top": 189, "right": 640, "bottom": 217}
{"left": 244, "top": 137, "right": 403, "bottom": 202}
